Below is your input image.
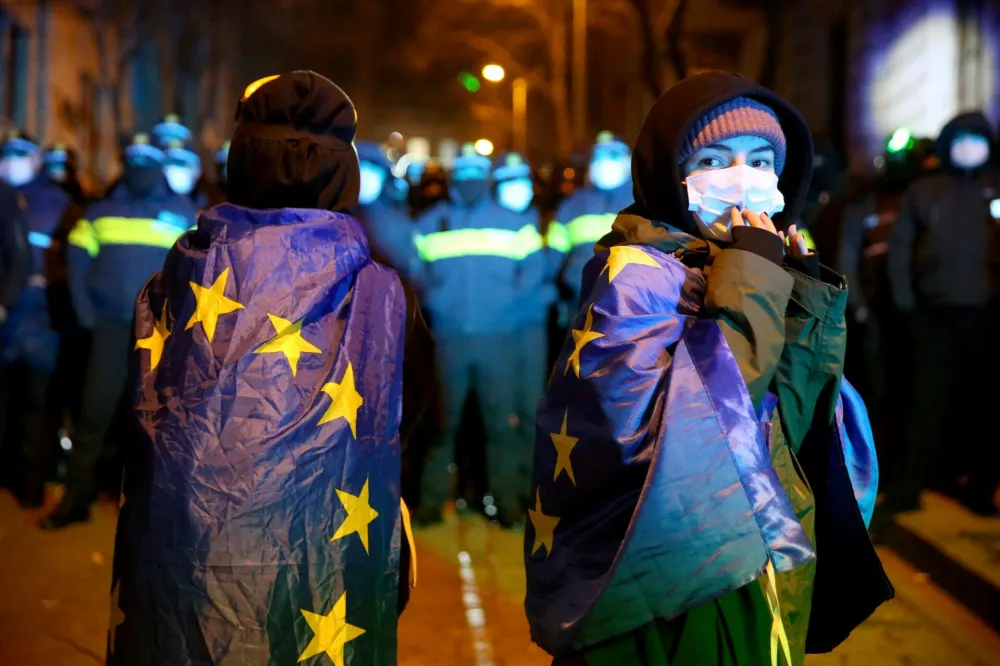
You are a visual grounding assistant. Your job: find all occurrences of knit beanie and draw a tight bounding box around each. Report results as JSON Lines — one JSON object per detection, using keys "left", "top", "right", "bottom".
{"left": 677, "top": 96, "right": 787, "bottom": 175}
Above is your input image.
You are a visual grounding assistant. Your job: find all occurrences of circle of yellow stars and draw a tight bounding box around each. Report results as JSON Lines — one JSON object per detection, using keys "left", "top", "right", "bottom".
{"left": 133, "top": 266, "right": 390, "bottom": 664}
{"left": 530, "top": 245, "right": 661, "bottom": 559}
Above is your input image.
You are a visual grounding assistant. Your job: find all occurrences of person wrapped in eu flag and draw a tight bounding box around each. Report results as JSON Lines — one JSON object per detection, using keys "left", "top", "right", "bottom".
{"left": 107, "top": 71, "right": 425, "bottom": 665}
{"left": 525, "top": 71, "right": 894, "bottom": 665}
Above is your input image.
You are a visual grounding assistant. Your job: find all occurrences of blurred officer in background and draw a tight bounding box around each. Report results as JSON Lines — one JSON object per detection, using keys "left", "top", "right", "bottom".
{"left": 547, "top": 131, "right": 633, "bottom": 313}
{"left": 414, "top": 144, "right": 544, "bottom": 526}
{"left": 886, "top": 112, "right": 1000, "bottom": 515}
{"left": 355, "top": 140, "right": 418, "bottom": 279}
{"left": 153, "top": 114, "right": 209, "bottom": 210}
{"left": 45, "top": 132, "right": 198, "bottom": 528}
{"left": 0, "top": 130, "right": 73, "bottom": 507}
{"left": 43, "top": 143, "right": 87, "bottom": 205}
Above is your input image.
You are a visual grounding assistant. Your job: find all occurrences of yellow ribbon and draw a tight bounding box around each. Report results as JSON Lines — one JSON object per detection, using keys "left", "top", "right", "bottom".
{"left": 763, "top": 559, "right": 793, "bottom": 666}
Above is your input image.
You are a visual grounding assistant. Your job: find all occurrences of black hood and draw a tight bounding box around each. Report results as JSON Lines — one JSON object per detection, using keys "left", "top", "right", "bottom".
{"left": 935, "top": 111, "right": 996, "bottom": 172}
{"left": 227, "top": 71, "right": 360, "bottom": 212}
{"left": 628, "top": 70, "right": 813, "bottom": 234}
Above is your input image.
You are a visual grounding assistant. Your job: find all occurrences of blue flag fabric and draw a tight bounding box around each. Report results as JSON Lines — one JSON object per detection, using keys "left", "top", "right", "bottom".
{"left": 108, "top": 204, "right": 407, "bottom": 666}
{"left": 524, "top": 244, "right": 876, "bottom": 655}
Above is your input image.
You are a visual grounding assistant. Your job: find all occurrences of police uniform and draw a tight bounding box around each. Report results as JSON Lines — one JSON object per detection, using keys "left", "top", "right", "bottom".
{"left": 546, "top": 133, "right": 634, "bottom": 308}
{"left": 415, "top": 146, "right": 545, "bottom": 525}
{"left": 0, "top": 131, "right": 72, "bottom": 505}
{"left": 46, "top": 133, "right": 198, "bottom": 527}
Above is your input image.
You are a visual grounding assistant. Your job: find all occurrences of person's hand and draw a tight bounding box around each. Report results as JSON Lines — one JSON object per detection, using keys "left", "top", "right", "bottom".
{"left": 778, "top": 224, "right": 813, "bottom": 259}
{"left": 731, "top": 207, "right": 779, "bottom": 235}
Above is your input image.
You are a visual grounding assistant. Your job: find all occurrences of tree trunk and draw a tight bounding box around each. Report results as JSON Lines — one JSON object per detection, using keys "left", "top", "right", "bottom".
{"left": 550, "top": 2, "right": 572, "bottom": 157}
{"left": 666, "top": 0, "right": 689, "bottom": 81}
{"left": 629, "top": 0, "right": 664, "bottom": 99}
{"left": 154, "top": 0, "right": 176, "bottom": 115}
{"left": 758, "top": 0, "right": 783, "bottom": 89}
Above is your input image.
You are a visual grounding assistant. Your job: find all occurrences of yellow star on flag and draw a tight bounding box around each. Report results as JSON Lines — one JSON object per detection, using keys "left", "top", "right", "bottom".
{"left": 185, "top": 267, "right": 245, "bottom": 342}
{"left": 601, "top": 245, "right": 660, "bottom": 283}
{"left": 551, "top": 410, "right": 580, "bottom": 485}
{"left": 298, "top": 591, "right": 366, "bottom": 665}
{"left": 319, "top": 362, "right": 364, "bottom": 438}
{"left": 109, "top": 580, "right": 125, "bottom": 653}
{"left": 135, "top": 301, "right": 170, "bottom": 370}
{"left": 254, "top": 314, "right": 322, "bottom": 377}
{"left": 332, "top": 476, "right": 380, "bottom": 554}
{"left": 565, "top": 304, "right": 604, "bottom": 378}
{"left": 528, "top": 488, "right": 560, "bottom": 558}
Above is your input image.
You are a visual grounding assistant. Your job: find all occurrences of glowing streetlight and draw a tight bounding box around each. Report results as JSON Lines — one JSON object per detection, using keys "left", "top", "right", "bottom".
{"left": 474, "top": 139, "right": 494, "bottom": 156}
{"left": 482, "top": 64, "right": 506, "bottom": 83}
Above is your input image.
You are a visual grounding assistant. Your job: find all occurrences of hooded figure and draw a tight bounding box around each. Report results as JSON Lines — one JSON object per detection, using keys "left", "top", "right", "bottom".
{"left": 104, "top": 71, "right": 428, "bottom": 665}
{"left": 526, "top": 72, "right": 891, "bottom": 665}
{"left": 354, "top": 140, "right": 418, "bottom": 279}
{"left": 547, "top": 132, "right": 635, "bottom": 311}
{"left": 885, "top": 112, "right": 1000, "bottom": 515}
{"left": 413, "top": 143, "right": 547, "bottom": 526}
{"left": 44, "top": 132, "right": 198, "bottom": 528}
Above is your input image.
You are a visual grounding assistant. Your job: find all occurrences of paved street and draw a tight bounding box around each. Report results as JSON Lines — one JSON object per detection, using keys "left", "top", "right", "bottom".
{"left": 1, "top": 491, "right": 999, "bottom": 665}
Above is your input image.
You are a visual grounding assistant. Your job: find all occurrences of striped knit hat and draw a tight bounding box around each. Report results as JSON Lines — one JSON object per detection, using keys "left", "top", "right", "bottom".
{"left": 678, "top": 96, "right": 787, "bottom": 175}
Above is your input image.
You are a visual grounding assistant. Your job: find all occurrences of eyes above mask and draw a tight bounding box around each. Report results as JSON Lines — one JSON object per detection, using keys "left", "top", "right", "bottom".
{"left": 590, "top": 157, "right": 630, "bottom": 191}
{"left": 497, "top": 179, "right": 534, "bottom": 212}
{"left": 0, "top": 156, "right": 38, "bottom": 188}
{"left": 684, "top": 164, "right": 785, "bottom": 242}
{"left": 358, "top": 163, "right": 387, "bottom": 205}
{"left": 950, "top": 136, "right": 990, "bottom": 169}
{"left": 164, "top": 165, "right": 197, "bottom": 195}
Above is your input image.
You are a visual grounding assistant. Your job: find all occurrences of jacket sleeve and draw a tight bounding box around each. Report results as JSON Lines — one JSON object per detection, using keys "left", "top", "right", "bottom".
{"left": 702, "top": 226, "right": 795, "bottom": 410}
{"left": 774, "top": 264, "right": 849, "bottom": 454}
{"left": 0, "top": 193, "right": 29, "bottom": 310}
{"left": 66, "top": 216, "right": 98, "bottom": 329}
{"left": 887, "top": 187, "right": 918, "bottom": 312}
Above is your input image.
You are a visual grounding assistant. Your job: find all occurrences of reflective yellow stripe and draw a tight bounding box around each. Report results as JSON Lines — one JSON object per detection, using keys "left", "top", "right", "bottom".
{"left": 400, "top": 499, "right": 417, "bottom": 588}
{"left": 91, "top": 217, "right": 186, "bottom": 250}
{"left": 415, "top": 224, "right": 543, "bottom": 262}
{"left": 545, "top": 222, "right": 571, "bottom": 253}
{"left": 566, "top": 213, "right": 615, "bottom": 247}
{"left": 68, "top": 219, "right": 99, "bottom": 258}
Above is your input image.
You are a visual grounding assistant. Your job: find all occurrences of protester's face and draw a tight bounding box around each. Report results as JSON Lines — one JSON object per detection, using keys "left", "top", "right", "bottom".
{"left": 682, "top": 135, "right": 776, "bottom": 178}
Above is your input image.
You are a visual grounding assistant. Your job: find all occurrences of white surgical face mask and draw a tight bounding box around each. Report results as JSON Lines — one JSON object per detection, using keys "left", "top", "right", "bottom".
{"left": 0, "top": 156, "right": 38, "bottom": 188}
{"left": 950, "top": 136, "right": 990, "bottom": 170}
{"left": 590, "top": 157, "right": 630, "bottom": 191}
{"left": 164, "top": 165, "right": 196, "bottom": 195}
{"left": 358, "top": 163, "right": 387, "bottom": 205}
{"left": 497, "top": 178, "right": 534, "bottom": 213}
{"left": 684, "top": 164, "right": 785, "bottom": 242}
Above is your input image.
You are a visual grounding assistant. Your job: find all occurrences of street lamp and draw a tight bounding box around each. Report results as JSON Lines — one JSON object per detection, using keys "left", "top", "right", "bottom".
{"left": 474, "top": 139, "right": 495, "bottom": 156}
{"left": 482, "top": 64, "right": 506, "bottom": 83}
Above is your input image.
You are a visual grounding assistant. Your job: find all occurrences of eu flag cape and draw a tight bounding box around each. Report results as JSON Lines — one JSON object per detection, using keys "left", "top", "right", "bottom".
{"left": 108, "top": 204, "right": 407, "bottom": 666}
{"left": 525, "top": 244, "right": 888, "bottom": 657}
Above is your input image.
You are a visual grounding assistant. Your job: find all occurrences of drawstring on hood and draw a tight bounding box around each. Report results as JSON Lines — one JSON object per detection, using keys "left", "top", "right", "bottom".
{"left": 626, "top": 71, "right": 813, "bottom": 237}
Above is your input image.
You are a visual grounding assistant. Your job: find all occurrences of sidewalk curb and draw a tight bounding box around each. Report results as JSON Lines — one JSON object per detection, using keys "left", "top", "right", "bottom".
{"left": 884, "top": 516, "right": 1000, "bottom": 633}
